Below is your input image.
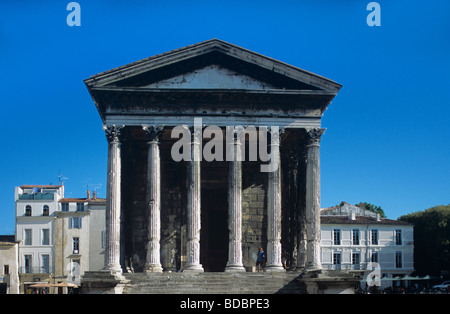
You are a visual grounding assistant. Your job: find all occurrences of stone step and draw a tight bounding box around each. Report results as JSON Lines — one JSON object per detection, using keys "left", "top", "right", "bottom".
{"left": 122, "top": 272, "right": 306, "bottom": 294}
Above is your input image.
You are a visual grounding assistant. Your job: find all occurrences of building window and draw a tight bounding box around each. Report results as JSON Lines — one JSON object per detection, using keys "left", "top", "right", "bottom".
{"left": 61, "top": 202, "right": 69, "bottom": 212}
{"left": 24, "top": 255, "right": 32, "bottom": 273}
{"left": 43, "top": 205, "right": 49, "bottom": 216}
{"left": 371, "top": 230, "right": 378, "bottom": 245}
{"left": 371, "top": 251, "right": 378, "bottom": 263}
{"left": 395, "top": 230, "right": 402, "bottom": 245}
{"left": 101, "top": 230, "right": 106, "bottom": 249}
{"left": 24, "top": 229, "right": 32, "bottom": 245}
{"left": 25, "top": 205, "right": 32, "bottom": 216}
{"left": 4, "top": 265, "right": 10, "bottom": 275}
{"left": 76, "top": 203, "right": 85, "bottom": 212}
{"left": 69, "top": 217, "right": 82, "bottom": 229}
{"left": 333, "top": 229, "right": 341, "bottom": 245}
{"left": 333, "top": 252, "right": 341, "bottom": 265}
{"left": 42, "top": 229, "right": 50, "bottom": 245}
{"left": 41, "top": 254, "right": 50, "bottom": 273}
{"left": 73, "top": 237, "right": 80, "bottom": 254}
{"left": 72, "top": 259, "right": 81, "bottom": 277}
{"left": 396, "top": 251, "right": 402, "bottom": 268}
{"left": 352, "top": 252, "right": 360, "bottom": 265}
{"left": 352, "top": 229, "right": 360, "bottom": 245}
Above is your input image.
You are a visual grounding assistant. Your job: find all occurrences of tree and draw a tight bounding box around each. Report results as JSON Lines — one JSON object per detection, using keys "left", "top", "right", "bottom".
{"left": 356, "top": 202, "right": 386, "bottom": 218}
{"left": 398, "top": 205, "right": 450, "bottom": 276}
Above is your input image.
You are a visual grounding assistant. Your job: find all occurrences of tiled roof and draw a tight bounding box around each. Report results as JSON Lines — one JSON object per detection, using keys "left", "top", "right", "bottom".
{"left": 320, "top": 215, "right": 412, "bottom": 226}
{"left": 60, "top": 198, "right": 106, "bottom": 203}
{"left": 20, "top": 185, "right": 62, "bottom": 189}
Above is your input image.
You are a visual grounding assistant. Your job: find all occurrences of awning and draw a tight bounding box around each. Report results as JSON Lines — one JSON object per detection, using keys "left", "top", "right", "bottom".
{"left": 28, "top": 282, "right": 54, "bottom": 288}
{"left": 54, "top": 282, "right": 78, "bottom": 288}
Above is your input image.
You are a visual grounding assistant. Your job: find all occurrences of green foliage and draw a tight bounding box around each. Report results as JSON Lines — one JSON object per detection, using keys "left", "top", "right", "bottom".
{"left": 398, "top": 204, "right": 450, "bottom": 276}
{"left": 356, "top": 202, "right": 386, "bottom": 218}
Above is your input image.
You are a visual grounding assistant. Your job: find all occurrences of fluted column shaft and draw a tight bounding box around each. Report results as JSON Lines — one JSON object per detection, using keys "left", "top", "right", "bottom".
{"left": 305, "top": 128, "right": 325, "bottom": 271}
{"left": 143, "top": 125, "right": 164, "bottom": 272}
{"left": 184, "top": 126, "right": 204, "bottom": 272}
{"left": 103, "top": 125, "right": 123, "bottom": 273}
{"left": 225, "top": 127, "right": 246, "bottom": 272}
{"left": 265, "top": 126, "right": 285, "bottom": 272}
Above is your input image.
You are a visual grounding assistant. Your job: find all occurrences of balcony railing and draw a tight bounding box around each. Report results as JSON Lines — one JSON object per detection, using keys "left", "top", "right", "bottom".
{"left": 19, "top": 193, "right": 54, "bottom": 200}
{"left": 19, "top": 266, "right": 54, "bottom": 274}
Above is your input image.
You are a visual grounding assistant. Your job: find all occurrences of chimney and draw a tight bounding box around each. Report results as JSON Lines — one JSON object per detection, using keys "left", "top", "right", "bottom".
{"left": 92, "top": 190, "right": 97, "bottom": 200}
{"left": 349, "top": 212, "right": 356, "bottom": 220}
{"left": 87, "top": 190, "right": 91, "bottom": 200}
{"left": 376, "top": 213, "right": 381, "bottom": 221}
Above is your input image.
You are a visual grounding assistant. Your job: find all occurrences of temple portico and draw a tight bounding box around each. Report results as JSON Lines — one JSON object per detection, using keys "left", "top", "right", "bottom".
{"left": 84, "top": 39, "right": 341, "bottom": 275}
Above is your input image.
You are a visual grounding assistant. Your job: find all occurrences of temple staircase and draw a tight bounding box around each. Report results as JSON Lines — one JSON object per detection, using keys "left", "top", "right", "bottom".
{"left": 122, "top": 272, "right": 306, "bottom": 294}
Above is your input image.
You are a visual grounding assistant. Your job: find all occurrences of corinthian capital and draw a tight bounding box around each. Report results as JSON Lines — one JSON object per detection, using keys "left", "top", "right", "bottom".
{"left": 143, "top": 125, "right": 165, "bottom": 142}
{"left": 305, "top": 128, "right": 326, "bottom": 146}
{"left": 103, "top": 125, "right": 124, "bottom": 143}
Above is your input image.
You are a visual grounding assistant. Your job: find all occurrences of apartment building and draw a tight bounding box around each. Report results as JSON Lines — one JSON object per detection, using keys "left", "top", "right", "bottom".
{"left": 15, "top": 185, "right": 63, "bottom": 292}
{"left": 321, "top": 203, "right": 414, "bottom": 289}
{"left": 54, "top": 190, "right": 106, "bottom": 285}
{"left": 14, "top": 184, "right": 105, "bottom": 293}
{"left": 0, "top": 235, "right": 19, "bottom": 294}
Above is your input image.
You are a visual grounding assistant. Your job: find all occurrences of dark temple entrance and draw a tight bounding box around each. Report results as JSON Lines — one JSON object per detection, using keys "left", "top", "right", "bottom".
{"left": 200, "top": 161, "right": 229, "bottom": 272}
{"left": 201, "top": 189, "right": 228, "bottom": 272}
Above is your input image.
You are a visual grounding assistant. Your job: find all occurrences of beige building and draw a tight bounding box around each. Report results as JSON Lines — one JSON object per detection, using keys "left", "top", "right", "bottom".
{"left": 0, "top": 235, "right": 19, "bottom": 294}
{"left": 54, "top": 191, "right": 106, "bottom": 286}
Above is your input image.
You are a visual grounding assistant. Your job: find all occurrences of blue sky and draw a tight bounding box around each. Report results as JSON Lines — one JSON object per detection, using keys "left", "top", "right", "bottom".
{"left": 0, "top": 1, "right": 449, "bottom": 234}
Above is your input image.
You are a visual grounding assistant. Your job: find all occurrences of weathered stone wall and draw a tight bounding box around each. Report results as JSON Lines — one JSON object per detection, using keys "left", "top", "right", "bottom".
{"left": 242, "top": 162, "right": 267, "bottom": 270}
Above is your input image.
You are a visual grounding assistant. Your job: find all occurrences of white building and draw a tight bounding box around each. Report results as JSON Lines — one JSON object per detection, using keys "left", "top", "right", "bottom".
{"left": 14, "top": 184, "right": 106, "bottom": 293}
{"left": 15, "top": 185, "right": 63, "bottom": 292}
{"left": 321, "top": 203, "right": 414, "bottom": 289}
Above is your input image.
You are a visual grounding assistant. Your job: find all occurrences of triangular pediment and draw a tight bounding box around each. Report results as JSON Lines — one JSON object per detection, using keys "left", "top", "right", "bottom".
{"left": 143, "top": 64, "right": 279, "bottom": 90}
{"left": 85, "top": 39, "right": 342, "bottom": 123}
{"left": 85, "top": 39, "right": 341, "bottom": 92}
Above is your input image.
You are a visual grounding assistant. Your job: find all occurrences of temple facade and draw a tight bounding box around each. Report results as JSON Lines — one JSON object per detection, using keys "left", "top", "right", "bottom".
{"left": 84, "top": 39, "right": 342, "bottom": 274}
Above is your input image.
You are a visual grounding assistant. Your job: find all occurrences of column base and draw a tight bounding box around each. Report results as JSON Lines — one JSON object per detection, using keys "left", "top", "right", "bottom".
{"left": 183, "top": 264, "right": 204, "bottom": 273}
{"left": 82, "top": 270, "right": 125, "bottom": 294}
{"left": 264, "top": 265, "right": 286, "bottom": 272}
{"left": 225, "top": 265, "right": 246, "bottom": 272}
{"left": 103, "top": 264, "right": 123, "bottom": 274}
{"left": 144, "top": 264, "right": 163, "bottom": 273}
{"left": 305, "top": 266, "right": 322, "bottom": 272}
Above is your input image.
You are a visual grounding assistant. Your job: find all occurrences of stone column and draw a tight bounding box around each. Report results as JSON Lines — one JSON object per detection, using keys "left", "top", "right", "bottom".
{"left": 265, "top": 126, "right": 285, "bottom": 272}
{"left": 225, "top": 127, "right": 246, "bottom": 272}
{"left": 143, "top": 125, "right": 164, "bottom": 273}
{"left": 296, "top": 149, "right": 308, "bottom": 271}
{"left": 305, "top": 128, "right": 325, "bottom": 271}
{"left": 184, "top": 126, "right": 204, "bottom": 272}
{"left": 103, "top": 125, "right": 124, "bottom": 273}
